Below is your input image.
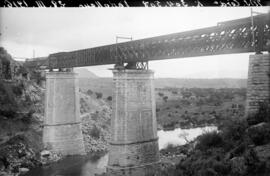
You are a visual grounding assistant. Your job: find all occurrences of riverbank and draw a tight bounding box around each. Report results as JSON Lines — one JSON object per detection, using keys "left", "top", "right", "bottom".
{"left": 0, "top": 79, "right": 112, "bottom": 175}
{"left": 158, "top": 103, "right": 270, "bottom": 176}
{"left": 24, "top": 152, "right": 108, "bottom": 176}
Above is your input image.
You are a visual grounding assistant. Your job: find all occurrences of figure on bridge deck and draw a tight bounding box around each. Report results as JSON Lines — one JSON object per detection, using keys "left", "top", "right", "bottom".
{"left": 124, "top": 62, "right": 137, "bottom": 69}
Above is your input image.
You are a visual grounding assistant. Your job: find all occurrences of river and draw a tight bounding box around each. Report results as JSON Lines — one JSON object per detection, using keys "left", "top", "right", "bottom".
{"left": 24, "top": 126, "right": 217, "bottom": 176}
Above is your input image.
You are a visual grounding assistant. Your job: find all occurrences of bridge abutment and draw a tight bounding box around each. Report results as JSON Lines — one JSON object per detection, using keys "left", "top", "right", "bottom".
{"left": 107, "top": 69, "right": 160, "bottom": 176}
{"left": 246, "top": 53, "right": 270, "bottom": 117}
{"left": 43, "top": 71, "right": 85, "bottom": 155}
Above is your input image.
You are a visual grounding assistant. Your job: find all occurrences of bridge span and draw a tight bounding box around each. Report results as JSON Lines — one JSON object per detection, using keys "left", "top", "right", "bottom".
{"left": 25, "top": 12, "right": 269, "bottom": 69}
{"left": 25, "top": 13, "right": 270, "bottom": 176}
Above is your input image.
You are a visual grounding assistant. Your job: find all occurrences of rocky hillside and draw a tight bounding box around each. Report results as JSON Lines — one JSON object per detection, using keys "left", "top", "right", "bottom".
{"left": 0, "top": 49, "right": 112, "bottom": 175}
{"left": 79, "top": 90, "right": 111, "bottom": 153}
{"left": 0, "top": 79, "right": 44, "bottom": 176}
{"left": 0, "top": 77, "right": 112, "bottom": 175}
{"left": 78, "top": 77, "right": 247, "bottom": 100}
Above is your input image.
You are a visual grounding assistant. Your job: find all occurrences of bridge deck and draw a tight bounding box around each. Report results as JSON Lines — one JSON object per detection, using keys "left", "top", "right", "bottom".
{"left": 24, "top": 13, "right": 270, "bottom": 69}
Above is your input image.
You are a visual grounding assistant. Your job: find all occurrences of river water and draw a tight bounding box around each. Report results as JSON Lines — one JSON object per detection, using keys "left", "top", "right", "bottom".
{"left": 25, "top": 126, "right": 217, "bottom": 176}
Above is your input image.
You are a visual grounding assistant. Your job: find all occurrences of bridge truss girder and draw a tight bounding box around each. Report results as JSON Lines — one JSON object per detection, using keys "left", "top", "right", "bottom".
{"left": 24, "top": 13, "right": 270, "bottom": 70}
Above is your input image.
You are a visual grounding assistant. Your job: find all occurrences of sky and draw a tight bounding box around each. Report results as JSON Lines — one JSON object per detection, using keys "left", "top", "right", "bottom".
{"left": 0, "top": 7, "right": 269, "bottom": 78}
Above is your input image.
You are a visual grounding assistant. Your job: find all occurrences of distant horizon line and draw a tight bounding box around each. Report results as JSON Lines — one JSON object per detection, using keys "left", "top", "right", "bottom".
{"left": 79, "top": 76, "right": 247, "bottom": 79}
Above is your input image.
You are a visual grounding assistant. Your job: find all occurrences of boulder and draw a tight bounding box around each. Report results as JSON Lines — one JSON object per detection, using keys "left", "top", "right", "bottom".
{"left": 40, "top": 150, "right": 50, "bottom": 157}
{"left": 19, "top": 167, "right": 29, "bottom": 173}
{"left": 247, "top": 122, "right": 270, "bottom": 145}
{"left": 254, "top": 144, "right": 270, "bottom": 162}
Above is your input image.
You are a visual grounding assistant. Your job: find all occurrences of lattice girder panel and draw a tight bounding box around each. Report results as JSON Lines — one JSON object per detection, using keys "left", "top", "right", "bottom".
{"left": 24, "top": 13, "right": 270, "bottom": 69}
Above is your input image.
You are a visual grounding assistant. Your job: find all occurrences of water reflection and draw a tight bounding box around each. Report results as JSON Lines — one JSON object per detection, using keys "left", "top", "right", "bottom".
{"left": 158, "top": 126, "right": 217, "bottom": 149}
{"left": 25, "top": 154, "right": 108, "bottom": 176}
{"left": 25, "top": 126, "right": 217, "bottom": 176}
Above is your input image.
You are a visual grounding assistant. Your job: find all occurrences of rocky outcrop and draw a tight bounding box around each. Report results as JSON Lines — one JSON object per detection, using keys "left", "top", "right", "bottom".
{"left": 255, "top": 144, "right": 270, "bottom": 162}
{"left": 247, "top": 122, "right": 270, "bottom": 145}
{"left": 0, "top": 137, "right": 42, "bottom": 175}
{"left": 81, "top": 108, "right": 111, "bottom": 153}
{"left": 40, "top": 150, "right": 62, "bottom": 165}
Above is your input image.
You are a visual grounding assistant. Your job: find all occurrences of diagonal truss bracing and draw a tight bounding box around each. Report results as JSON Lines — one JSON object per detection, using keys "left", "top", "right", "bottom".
{"left": 24, "top": 13, "right": 270, "bottom": 69}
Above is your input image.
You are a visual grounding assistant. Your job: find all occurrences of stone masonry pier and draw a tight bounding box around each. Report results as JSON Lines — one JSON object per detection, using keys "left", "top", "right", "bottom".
{"left": 43, "top": 71, "right": 85, "bottom": 155}
{"left": 107, "top": 69, "right": 160, "bottom": 176}
{"left": 246, "top": 54, "right": 270, "bottom": 117}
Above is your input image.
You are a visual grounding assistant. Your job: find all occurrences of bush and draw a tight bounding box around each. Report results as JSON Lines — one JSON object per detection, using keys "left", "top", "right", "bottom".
{"left": 198, "top": 168, "right": 217, "bottom": 176}
{"left": 87, "top": 89, "right": 93, "bottom": 95}
{"left": 90, "top": 125, "right": 100, "bottom": 139}
{"left": 213, "top": 161, "right": 231, "bottom": 175}
{"left": 221, "top": 119, "right": 247, "bottom": 142}
{"left": 247, "top": 123, "right": 270, "bottom": 146}
{"left": 12, "top": 83, "right": 24, "bottom": 96}
{"left": 163, "top": 96, "right": 168, "bottom": 102}
{"left": 196, "top": 131, "right": 223, "bottom": 151}
{"left": 107, "top": 96, "right": 112, "bottom": 101}
{"left": 21, "top": 110, "right": 34, "bottom": 124}
{"left": 158, "top": 92, "right": 164, "bottom": 97}
{"left": 172, "top": 91, "right": 178, "bottom": 95}
{"left": 95, "top": 92, "right": 103, "bottom": 99}
{"left": 247, "top": 102, "right": 270, "bottom": 126}
{"left": 244, "top": 148, "right": 267, "bottom": 175}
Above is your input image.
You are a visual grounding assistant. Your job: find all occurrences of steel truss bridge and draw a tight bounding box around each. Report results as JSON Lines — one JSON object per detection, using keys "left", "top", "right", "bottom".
{"left": 24, "top": 13, "right": 270, "bottom": 70}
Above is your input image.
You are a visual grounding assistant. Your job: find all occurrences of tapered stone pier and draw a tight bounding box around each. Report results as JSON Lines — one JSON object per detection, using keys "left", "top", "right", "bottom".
{"left": 107, "top": 69, "right": 160, "bottom": 176}
{"left": 246, "top": 54, "right": 270, "bottom": 117}
{"left": 43, "top": 71, "right": 85, "bottom": 155}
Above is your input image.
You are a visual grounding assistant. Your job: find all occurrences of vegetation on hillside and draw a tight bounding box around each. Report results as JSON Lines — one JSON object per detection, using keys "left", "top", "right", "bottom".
{"left": 79, "top": 89, "right": 111, "bottom": 153}
{"left": 0, "top": 79, "right": 44, "bottom": 176}
{"left": 156, "top": 87, "right": 246, "bottom": 130}
{"left": 159, "top": 102, "right": 270, "bottom": 176}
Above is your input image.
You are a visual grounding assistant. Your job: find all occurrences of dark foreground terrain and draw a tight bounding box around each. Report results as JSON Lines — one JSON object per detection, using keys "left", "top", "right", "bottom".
{"left": 158, "top": 102, "right": 270, "bottom": 176}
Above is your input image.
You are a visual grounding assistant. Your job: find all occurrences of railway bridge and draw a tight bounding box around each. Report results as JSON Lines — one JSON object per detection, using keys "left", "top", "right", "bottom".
{"left": 24, "top": 13, "right": 270, "bottom": 176}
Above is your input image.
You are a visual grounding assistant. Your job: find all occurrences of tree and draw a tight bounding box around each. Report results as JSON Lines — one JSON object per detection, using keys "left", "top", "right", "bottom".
{"left": 158, "top": 92, "right": 164, "bottom": 97}
{"left": 107, "top": 96, "right": 112, "bottom": 101}
{"left": 87, "top": 89, "right": 93, "bottom": 95}
{"left": 163, "top": 96, "right": 168, "bottom": 102}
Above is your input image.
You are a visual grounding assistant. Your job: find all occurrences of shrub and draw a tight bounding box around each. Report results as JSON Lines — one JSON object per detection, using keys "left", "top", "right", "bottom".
{"left": 87, "top": 89, "right": 93, "bottom": 95}
{"left": 172, "top": 91, "right": 178, "bottom": 95}
{"left": 163, "top": 96, "right": 168, "bottom": 102}
{"left": 247, "top": 123, "right": 270, "bottom": 146}
{"left": 90, "top": 125, "right": 100, "bottom": 139}
{"left": 165, "top": 143, "right": 176, "bottom": 153}
{"left": 221, "top": 119, "right": 247, "bottom": 142}
{"left": 107, "top": 96, "right": 112, "bottom": 101}
{"left": 95, "top": 92, "right": 103, "bottom": 99}
{"left": 158, "top": 92, "right": 164, "bottom": 97}
{"left": 198, "top": 168, "right": 218, "bottom": 176}
{"left": 12, "top": 83, "right": 24, "bottom": 96}
{"left": 247, "top": 101, "right": 270, "bottom": 126}
{"left": 21, "top": 110, "right": 34, "bottom": 124}
{"left": 196, "top": 131, "right": 223, "bottom": 151}
{"left": 213, "top": 161, "right": 231, "bottom": 175}
{"left": 244, "top": 148, "right": 267, "bottom": 175}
